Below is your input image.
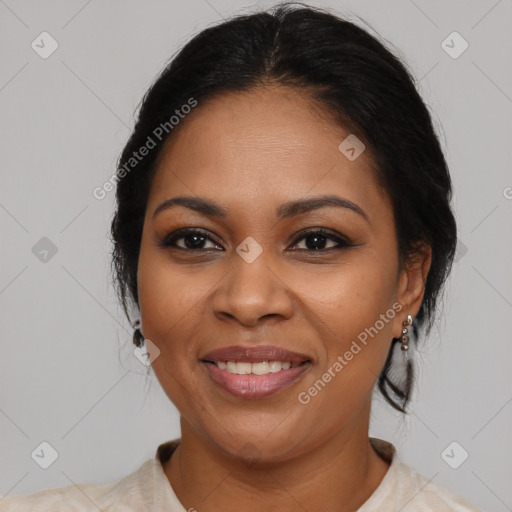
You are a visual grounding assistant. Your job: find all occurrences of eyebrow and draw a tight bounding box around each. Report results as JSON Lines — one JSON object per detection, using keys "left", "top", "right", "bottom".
{"left": 152, "top": 195, "right": 369, "bottom": 223}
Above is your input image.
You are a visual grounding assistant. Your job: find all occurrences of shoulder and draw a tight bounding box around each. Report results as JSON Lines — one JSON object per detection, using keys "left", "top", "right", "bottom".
{"left": 394, "top": 460, "right": 484, "bottom": 511}
{"left": 0, "top": 459, "right": 154, "bottom": 512}
{"left": 365, "top": 438, "right": 484, "bottom": 512}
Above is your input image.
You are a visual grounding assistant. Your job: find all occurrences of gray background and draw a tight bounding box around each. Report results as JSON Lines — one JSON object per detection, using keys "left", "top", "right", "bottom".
{"left": 0, "top": 1, "right": 511, "bottom": 510}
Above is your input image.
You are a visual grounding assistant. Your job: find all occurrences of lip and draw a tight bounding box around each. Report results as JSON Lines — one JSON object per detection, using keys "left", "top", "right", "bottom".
{"left": 202, "top": 360, "right": 312, "bottom": 399}
{"left": 201, "top": 345, "right": 311, "bottom": 365}
{"left": 200, "top": 344, "right": 312, "bottom": 399}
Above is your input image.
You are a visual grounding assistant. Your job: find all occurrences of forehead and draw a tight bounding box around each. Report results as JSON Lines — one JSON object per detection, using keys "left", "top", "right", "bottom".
{"left": 148, "top": 86, "right": 390, "bottom": 220}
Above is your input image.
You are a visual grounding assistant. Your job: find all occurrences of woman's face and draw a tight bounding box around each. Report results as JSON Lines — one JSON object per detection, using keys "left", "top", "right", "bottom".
{"left": 137, "top": 85, "right": 428, "bottom": 462}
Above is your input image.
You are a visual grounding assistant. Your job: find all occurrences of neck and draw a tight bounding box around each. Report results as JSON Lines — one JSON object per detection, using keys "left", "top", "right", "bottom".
{"left": 163, "top": 407, "right": 390, "bottom": 512}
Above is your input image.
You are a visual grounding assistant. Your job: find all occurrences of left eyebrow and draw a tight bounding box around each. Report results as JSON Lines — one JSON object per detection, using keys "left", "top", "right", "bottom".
{"left": 277, "top": 195, "right": 370, "bottom": 224}
{"left": 152, "top": 194, "right": 370, "bottom": 224}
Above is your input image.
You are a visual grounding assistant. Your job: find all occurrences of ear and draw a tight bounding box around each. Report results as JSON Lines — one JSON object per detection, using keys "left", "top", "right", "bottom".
{"left": 392, "top": 244, "right": 432, "bottom": 339}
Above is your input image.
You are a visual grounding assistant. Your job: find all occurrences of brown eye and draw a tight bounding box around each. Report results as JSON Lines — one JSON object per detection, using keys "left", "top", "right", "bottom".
{"left": 159, "top": 229, "right": 223, "bottom": 251}
{"left": 289, "top": 229, "right": 352, "bottom": 252}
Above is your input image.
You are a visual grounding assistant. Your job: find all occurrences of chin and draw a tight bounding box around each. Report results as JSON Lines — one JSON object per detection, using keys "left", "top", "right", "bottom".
{"left": 204, "top": 423, "right": 306, "bottom": 465}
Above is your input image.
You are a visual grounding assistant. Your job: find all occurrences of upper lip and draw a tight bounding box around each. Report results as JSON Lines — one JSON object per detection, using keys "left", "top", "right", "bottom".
{"left": 201, "top": 345, "right": 311, "bottom": 364}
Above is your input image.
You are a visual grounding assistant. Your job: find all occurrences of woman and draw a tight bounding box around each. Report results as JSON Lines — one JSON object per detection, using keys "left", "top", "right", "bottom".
{"left": 1, "top": 2, "right": 482, "bottom": 510}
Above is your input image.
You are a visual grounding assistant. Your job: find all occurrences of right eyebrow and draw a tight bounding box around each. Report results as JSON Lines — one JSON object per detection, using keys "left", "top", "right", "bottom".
{"left": 152, "top": 196, "right": 228, "bottom": 220}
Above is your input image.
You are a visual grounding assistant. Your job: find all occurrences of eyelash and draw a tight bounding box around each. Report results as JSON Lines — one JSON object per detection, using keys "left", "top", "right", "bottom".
{"left": 157, "top": 227, "right": 353, "bottom": 253}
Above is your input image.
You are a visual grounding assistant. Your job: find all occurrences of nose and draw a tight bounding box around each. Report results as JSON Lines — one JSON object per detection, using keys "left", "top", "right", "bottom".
{"left": 211, "top": 251, "right": 294, "bottom": 327}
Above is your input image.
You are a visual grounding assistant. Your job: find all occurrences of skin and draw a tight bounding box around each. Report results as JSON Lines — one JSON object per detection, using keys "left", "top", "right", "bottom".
{"left": 137, "top": 84, "right": 432, "bottom": 512}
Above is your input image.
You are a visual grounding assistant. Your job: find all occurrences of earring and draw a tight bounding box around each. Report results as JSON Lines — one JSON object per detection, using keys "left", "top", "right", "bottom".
{"left": 400, "top": 314, "right": 413, "bottom": 365}
{"left": 383, "top": 314, "right": 415, "bottom": 411}
{"left": 133, "top": 320, "right": 145, "bottom": 348}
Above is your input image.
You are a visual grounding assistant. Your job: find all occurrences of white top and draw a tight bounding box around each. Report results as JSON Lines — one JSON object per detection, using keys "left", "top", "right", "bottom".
{"left": 0, "top": 438, "right": 483, "bottom": 511}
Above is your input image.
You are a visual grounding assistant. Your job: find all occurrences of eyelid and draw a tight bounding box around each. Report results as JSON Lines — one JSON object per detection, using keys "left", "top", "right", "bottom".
{"left": 158, "top": 226, "right": 352, "bottom": 252}
{"left": 158, "top": 227, "right": 224, "bottom": 250}
{"left": 288, "top": 227, "right": 352, "bottom": 248}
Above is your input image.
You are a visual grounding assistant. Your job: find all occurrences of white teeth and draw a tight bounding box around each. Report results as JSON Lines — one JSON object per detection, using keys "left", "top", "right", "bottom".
{"left": 268, "top": 361, "right": 282, "bottom": 373}
{"left": 252, "top": 361, "right": 269, "bottom": 375}
{"left": 236, "top": 362, "right": 252, "bottom": 375}
{"left": 214, "top": 360, "right": 302, "bottom": 375}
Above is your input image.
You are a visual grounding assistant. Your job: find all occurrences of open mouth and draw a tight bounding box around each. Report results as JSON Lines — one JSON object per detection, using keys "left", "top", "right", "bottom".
{"left": 201, "top": 358, "right": 312, "bottom": 399}
{"left": 203, "top": 360, "right": 310, "bottom": 375}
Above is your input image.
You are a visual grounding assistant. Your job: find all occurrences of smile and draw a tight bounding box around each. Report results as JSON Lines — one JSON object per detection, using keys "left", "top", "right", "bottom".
{"left": 214, "top": 360, "right": 302, "bottom": 374}
{"left": 202, "top": 361, "right": 311, "bottom": 399}
{"left": 200, "top": 345, "right": 312, "bottom": 399}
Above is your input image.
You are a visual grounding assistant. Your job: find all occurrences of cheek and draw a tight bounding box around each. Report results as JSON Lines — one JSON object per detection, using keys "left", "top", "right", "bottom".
{"left": 137, "top": 258, "right": 201, "bottom": 419}
{"left": 137, "top": 240, "right": 229, "bottom": 417}
{"left": 136, "top": 243, "right": 200, "bottom": 385}
{"left": 297, "top": 251, "right": 398, "bottom": 344}
{"left": 294, "top": 252, "right": 398, "bottom": 407}
{"left": 137, "top": 239, "right": 216, "bottom": 342}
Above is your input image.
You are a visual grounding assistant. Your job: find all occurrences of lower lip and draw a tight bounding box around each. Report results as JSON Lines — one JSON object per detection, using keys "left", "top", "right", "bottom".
{"left": 202, "top": 362, "right": 311, "bottom": 399}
